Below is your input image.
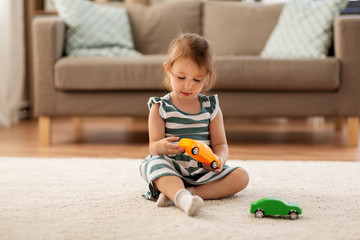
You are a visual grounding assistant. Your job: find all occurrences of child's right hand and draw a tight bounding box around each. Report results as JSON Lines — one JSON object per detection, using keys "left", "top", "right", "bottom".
{"left": 156, "top": 137, "right": 185, "bottom": 155}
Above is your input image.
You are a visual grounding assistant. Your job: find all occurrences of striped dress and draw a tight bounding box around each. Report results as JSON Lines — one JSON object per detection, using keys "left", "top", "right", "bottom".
{"left": 139, "top": 93, "right": 239, "bottom": 200}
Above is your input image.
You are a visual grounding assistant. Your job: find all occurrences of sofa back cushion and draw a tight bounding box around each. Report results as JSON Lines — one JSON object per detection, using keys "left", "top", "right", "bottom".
{"left": 125, "top": 1, "right": 202, "bottom": 54}
{"left": 203, "top": 1, "right": 284, "bottom": 56}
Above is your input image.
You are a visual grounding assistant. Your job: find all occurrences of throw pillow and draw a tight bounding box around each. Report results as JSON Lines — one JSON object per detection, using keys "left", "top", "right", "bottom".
{"left": 53, "top": 0, "right": 141, "bottom": 57}
{"left": 261, "top": 0, "right": 348, "bottom": 59}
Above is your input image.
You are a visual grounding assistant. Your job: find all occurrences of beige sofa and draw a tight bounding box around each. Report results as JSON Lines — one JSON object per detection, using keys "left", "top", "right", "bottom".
{"left": 33, "top": 1, "right": 360, "bottom": 146}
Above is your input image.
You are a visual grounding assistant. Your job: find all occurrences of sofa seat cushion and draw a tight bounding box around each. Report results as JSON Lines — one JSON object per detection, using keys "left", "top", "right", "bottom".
{"left": 214, "top": 56, "right": 340, "bottom": 91}
{"left": 55, "top": 55, "right": 167, "bottom": 91}
{"left": 55, "top": 56, "right": 340, "bottom": 92}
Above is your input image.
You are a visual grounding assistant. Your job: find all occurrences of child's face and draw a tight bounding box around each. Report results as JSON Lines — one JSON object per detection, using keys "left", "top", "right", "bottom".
{"left": 164, "top": 58, "right": 206, "bottom": 99}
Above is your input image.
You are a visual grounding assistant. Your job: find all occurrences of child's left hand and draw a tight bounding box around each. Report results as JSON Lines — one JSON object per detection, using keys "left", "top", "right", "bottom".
{"left": 202, "top": 154, "right": 225, "bottom": 173}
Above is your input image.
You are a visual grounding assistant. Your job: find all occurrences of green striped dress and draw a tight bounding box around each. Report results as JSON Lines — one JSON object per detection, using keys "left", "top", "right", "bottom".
{"left": 139, "top": 93, "right": 239, "bottom": 200}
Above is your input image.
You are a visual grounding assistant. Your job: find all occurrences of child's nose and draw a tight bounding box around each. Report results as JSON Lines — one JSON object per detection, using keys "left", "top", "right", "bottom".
{"left": 184, "top": 80, "right": 192, "bottom": 90}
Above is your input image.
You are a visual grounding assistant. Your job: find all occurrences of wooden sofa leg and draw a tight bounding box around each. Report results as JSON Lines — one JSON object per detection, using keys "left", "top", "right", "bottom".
{"left": 39, "top": 116, "right": 51, "bottom": 147}
{"left": 335, "top": 117, "right": 343, "bottom": 132}
{"left": 73, "top": 117, "right": 83, "bottom": 142}
{"left": 347, "top": 117, "right": 359, "bottom": 147}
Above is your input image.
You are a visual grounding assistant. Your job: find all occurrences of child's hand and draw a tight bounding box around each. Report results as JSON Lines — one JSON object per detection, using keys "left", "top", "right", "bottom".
{"left": 213, "top": 156, "right": 225, "bottom": 173}
{"left": 158, "top": 137, "right": 184, "bottom": 155}
{"left": 201, "top": 154, "right": 225, "bottom": 173}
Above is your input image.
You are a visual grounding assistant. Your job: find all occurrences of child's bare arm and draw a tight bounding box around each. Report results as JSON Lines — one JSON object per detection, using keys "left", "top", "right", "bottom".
{"left": 209, "top": 109, "right": 229, "bottom": 172}
{"left": 148, "top": 104, "right": 184, "bottom": 156}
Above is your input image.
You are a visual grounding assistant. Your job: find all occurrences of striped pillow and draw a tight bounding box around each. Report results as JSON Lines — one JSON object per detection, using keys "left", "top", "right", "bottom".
{"left": 261, "top": 0, "right": 348, "bottom": 59}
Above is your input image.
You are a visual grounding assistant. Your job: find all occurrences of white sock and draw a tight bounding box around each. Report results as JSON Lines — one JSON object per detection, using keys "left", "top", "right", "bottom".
{"left": 156, "top": 187, "right": 195, "bottom": 207}
{"left": 156, "top": 192, "right": 173, "bottom": 207}
{"left": 173, "top": 189, "right": 203, "bottom": 216}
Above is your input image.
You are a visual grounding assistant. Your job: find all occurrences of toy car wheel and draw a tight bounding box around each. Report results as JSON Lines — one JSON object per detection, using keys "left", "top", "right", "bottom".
{"left": 255, "top": 209, "right": 264, "bottom": 218}
{"left": 192, "top": 147, "right": 199, "bottom": 155}
{"left": 289, "top": 210, "right": 298, "bottom": 220}
{"left": 197, "top": 161, "right": 203, "bottom": 168}
{"left": 210, "top": 161, "right": 218, "bottom": 169}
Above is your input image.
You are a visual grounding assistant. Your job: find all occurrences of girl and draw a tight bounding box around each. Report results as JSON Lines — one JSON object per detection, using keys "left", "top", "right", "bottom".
{"left": 139, "top": 33, "right": 249, "bottom": 216}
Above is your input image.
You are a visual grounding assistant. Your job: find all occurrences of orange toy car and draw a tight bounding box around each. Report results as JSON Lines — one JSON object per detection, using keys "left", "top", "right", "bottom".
{"left": 177, "top": 138, "right": 220, "bottom": 169}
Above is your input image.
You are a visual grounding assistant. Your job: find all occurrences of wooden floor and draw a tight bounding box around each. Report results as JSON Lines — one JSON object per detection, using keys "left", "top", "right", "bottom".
{"left": 0, "top": 117, "right": 359, "bottom": 161}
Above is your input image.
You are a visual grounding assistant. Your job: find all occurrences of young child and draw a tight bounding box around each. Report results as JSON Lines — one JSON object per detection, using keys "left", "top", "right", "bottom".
{"left": 139, "top": 33, "right": 249, "bottom": 216}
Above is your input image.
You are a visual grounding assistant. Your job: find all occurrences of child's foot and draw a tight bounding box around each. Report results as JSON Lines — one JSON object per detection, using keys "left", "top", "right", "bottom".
{"left": 184, "top": 195, "right": 204, "bottom": 216}
{"left": 156, "top": 192, "right": 173, "bottom": 207}
{"left": 156, "top": 187, "right": 195, "bottom": 207}
{"left": 174, "top": 188, "right": 203, "bottom": 216}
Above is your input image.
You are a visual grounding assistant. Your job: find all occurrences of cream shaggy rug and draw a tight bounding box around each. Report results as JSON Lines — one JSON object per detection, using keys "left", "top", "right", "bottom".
{"left": 1, "top": 157, "right": 360, "bottom": 240}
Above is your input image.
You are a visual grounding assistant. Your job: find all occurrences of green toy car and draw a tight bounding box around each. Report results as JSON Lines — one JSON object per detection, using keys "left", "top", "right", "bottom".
{"left": 250, "top": 197, "right": 302, "bottom": 220}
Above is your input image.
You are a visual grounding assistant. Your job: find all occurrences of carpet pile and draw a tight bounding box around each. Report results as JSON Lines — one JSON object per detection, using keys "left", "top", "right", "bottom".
{"left": 0, "top": 157, "right": 359, "bottom": 240}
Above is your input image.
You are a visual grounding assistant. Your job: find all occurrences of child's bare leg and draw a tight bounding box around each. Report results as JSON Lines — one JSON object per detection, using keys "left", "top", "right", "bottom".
{"left": 154, "top": 175, "right": 203, "bottom": 216}
{"left": 194, "top": 168, "right": 249, "bottom": 200}
{"left": 156, "top": 187, "right": 195, "bottom": 207}
{"left": 153, "top": 175, "right": 185, "bottom": 201}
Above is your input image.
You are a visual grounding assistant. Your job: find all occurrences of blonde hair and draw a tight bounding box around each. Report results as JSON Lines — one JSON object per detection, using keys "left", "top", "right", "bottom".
{"left": 163, "top": 33, "right": 216, "bottom": 93}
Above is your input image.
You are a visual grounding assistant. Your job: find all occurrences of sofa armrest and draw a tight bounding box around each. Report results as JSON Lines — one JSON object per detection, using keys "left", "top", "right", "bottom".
{"left": 32, "top": 16, "right": 65, "bottom": 116}
{"left": 334, "top": 15, "right": 360, "bottom": 115}
{"left": 334, "top": 15, "right": 360, "bottom": 62}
